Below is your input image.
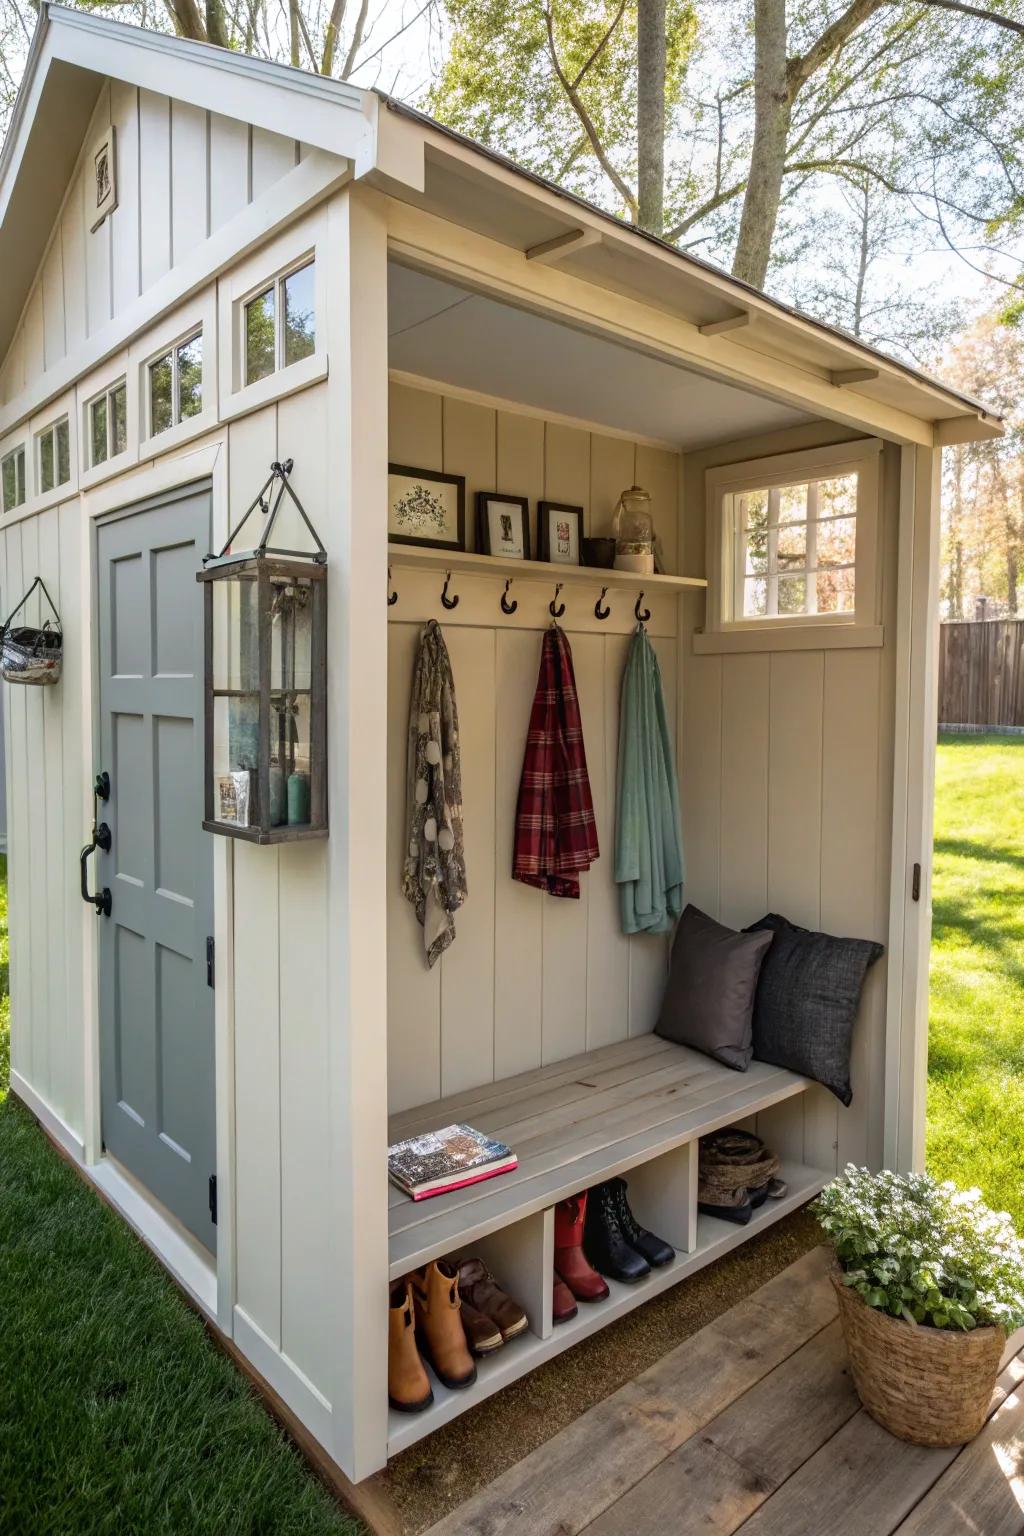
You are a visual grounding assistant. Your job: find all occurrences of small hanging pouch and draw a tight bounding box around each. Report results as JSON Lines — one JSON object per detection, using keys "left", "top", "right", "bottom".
{"left": 1, "top": 576, "right": 63, "bottom": 685}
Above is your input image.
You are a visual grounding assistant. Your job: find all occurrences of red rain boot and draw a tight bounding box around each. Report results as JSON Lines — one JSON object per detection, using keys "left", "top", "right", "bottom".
{"left": 554, "top": 1192, "right": 609, "bottom": 1302}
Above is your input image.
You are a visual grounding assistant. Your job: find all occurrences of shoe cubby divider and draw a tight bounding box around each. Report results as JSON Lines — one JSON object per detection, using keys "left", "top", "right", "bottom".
{"left": 619, "top": 1139, "right": 698, "bottom": 1254}
{"left": 464, "top": 1206, "right": 554, "bottom": 1341}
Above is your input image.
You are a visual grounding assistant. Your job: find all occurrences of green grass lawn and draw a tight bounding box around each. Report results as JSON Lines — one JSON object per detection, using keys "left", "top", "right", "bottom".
{"left": 0, "top": 858, "right": 358, "bottom": 1534}
{"left": 928, "top": 733, "right": 1024, "bottom": 1229}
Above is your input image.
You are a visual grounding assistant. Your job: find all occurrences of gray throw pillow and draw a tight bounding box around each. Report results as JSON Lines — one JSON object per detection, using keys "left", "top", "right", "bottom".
{"left": 656, "top": 905, "right": 773, "bottom": 1071}
{"left": 746, "top": 913, "right": 883, "bottom": 1105}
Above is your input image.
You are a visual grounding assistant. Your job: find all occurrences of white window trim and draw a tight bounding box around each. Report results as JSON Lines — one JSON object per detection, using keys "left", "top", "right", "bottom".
{"left": 133, "top": 289, "right": 218, "bottom": 458}
{"left": 78, "top": 351, "right": 139, "bottom": 492}
{"left": 0, "top": 390, "right": 80, "bottom": 525}
{"left": 0, "top": 436, "right": 27, "bottom": 515}
{"left": 700, "top": 438, "right": 883, "bottom": 653}
{"left": 217, "top": 208, "right": 328, "bottom": 425}
{"left": 34, "top": 413, "right": 73, "bottom": 500}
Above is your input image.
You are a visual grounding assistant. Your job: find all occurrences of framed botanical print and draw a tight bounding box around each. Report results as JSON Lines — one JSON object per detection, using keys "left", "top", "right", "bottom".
{"left": 477, "top": 493, "right": 531, "bottom": 560}
{"left": 89, "top": 125, "right": 118, "bottom": 232}
{"left": 388, "top": 465, "right": 466, "bottom": 550}
{"left": 538, "top": 501, "right": 583, "bottom": 565}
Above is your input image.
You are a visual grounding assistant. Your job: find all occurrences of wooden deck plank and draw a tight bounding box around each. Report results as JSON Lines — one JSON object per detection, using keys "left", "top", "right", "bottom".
{"left": 582, "top": 1321, "right": 859, "bottom": 1535}
{"left": 893, "top": 1355, "right": 1024, "bottom": 1536}
{"left": 422, "top": 1249, "right": 837, "bottom": 1536}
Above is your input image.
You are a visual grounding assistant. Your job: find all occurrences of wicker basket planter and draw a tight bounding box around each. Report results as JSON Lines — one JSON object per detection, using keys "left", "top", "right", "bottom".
{"left": 830, "top": 1263, "right": 1004, "bottom": 1447}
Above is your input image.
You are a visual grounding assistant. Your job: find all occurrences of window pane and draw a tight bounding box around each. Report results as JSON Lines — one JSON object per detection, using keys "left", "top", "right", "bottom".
{"left": 177, "top": 333, "right": 203, "bottom": 419}
{"left": 245, "top": 288, "right": 276, "bottom": 383}
{"left": 91, "top": 397, "right": 108, "bottom": 464}
{"left": 817, "top": 516, "right": 856, "bottom": 568}
{"left": 16, "top": 449, "right": 24, "bottom": 505}
{"left": 778, "top": 574, "right": 807, "bottom": 615}
{"left": 818, "top": 474, "right": 857, "bottom": 518}
{"left": 778, "top": 483, "right": 807, "bottom": 524}
{"left": 745, "top": 530, "right": 768, "bottom": 575}
{"left": 110, "top": 383, "right": 127, "bottom": 456}
{"left": 776, "top": 522, "right": 806, "bottom": 570}
{"left": 816, "top": 567, "right": 856, "bottom": 613}
{"left": 744, "top": 576, "right": 767, "bottom": 617}
{"left": 283, "top": 261, "right": 316, "bottom": 367}
{"left": 1, "top": 453, "right": 16, "bottom": 511}
{"left": 56, "top": 419, "right": 70, "bottom": 485}
{"left": 150, "top": 353, "right": 174, "bottom": 436}
{"left": 39, "top": 430, "right": 54, "bottom": 493}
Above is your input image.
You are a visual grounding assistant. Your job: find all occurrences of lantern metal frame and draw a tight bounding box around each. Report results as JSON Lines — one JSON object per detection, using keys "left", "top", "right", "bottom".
{"left": 196, "top": 460, "right": 328, "bottom": 845}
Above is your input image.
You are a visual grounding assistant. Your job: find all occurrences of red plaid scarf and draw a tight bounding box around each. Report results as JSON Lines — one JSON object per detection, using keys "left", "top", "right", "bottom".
{"left": 513, "top": 625, "right": 599, "bottom": 898}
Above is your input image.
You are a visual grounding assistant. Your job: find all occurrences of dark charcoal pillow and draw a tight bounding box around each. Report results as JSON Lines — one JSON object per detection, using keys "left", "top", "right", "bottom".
{"left": 746, "top": 913, "right": 883, "bottom": 1105}
{"left": 656, "top": 904, "right": 773, "bottom": 1071}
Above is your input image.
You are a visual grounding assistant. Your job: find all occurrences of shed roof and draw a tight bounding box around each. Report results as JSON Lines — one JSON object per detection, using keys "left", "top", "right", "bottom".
{"left": 0, "top": 4, "right": 1002, "bottom": 440}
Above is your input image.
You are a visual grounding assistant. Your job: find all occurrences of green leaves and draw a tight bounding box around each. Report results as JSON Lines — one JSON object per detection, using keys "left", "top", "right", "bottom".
{"left": 815, "top": 1164, "right": 1024, "bottom": 1333}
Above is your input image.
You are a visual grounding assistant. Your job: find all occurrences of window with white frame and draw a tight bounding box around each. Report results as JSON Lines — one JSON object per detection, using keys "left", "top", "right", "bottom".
{"left": 87, "top": 378, "right": 128, "bottom": 467}
{"left": 243, "top": 258, "right": 316, "bottom": 386}
{"left": 1, "top": 444, "right": 26, "bottom": 513}
{"left": 706, "top": 440, "right": 881, "bottom": 639}
{"left": 36, "top": 416, "right": 71, "bottom": 495}
{"left": 148, "top": 330, "right": 203, "bottom": 437}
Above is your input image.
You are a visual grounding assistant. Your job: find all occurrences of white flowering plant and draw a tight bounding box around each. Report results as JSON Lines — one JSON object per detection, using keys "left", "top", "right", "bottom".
{"left": 814, "top": 1165, "right": 1024, "bottom": 1333}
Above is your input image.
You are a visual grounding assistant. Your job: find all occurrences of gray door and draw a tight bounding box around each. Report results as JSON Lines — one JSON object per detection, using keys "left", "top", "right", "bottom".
{"left": 97, "top": 484, "right": 216, "bottom": 1251}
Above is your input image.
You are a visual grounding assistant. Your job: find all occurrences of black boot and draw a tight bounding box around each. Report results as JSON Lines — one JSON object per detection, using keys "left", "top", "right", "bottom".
{"left": 583, "top": 1181, "right": 650, "bottom": 1283}
{"left": 611, "top": 1178, "right": 674, "bottom": 1267}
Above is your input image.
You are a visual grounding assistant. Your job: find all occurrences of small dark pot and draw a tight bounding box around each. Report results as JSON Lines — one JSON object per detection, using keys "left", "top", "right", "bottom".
{"left": 582, "top": 537, "right": 616, "bottom": 569}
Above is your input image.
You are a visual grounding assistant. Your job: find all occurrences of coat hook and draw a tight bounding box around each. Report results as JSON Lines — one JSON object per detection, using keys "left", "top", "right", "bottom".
{"left": 635, "top": 591, "right": 651, "bottom": 623}
{"left": 595, "top": 586, "right": 611, "bottom": 620}
{"left": 440, "top": 570, "right": 460, "bottom": 610}
{"left": 500, "top": 578, "right": 518, "bottom": 615}
{"left": 549, "top": 582, "right": 566, "bottom": 619}
{"left": 387, "top": 566, "right": 398, "bottom": 607}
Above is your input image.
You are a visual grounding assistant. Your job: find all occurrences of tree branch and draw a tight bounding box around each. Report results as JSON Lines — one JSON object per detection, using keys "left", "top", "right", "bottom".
{"left": 543, "top": 5, "right": 638, "bottom": 218}
{"left": 320, "top": 0, "right": 348, "bottom": 75}
{"left": 912, "top": 0, "right": 1024, "bottom": 36}
{"left": 664, "top": 178, "right": 749, "bottom": 240}
{"left": 787, "top": 0, "right": 890, "bottom": 100}
{"left": 571, "top": 0, "right": 628, "bottom": 90}
{"left": 341, "top": 0, "right": 372, "bottom": 78}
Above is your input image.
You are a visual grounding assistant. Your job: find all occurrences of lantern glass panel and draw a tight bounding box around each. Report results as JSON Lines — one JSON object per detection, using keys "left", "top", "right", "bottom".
{"left": 209, "top": 574, "right": 261, "bottom": 832}
{"left": 269, "top": 574, "right": 314, "bottom": 828}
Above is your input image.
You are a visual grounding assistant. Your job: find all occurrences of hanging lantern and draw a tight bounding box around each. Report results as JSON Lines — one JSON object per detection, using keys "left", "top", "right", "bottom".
{"left": 613, "top": 485, "right": 655, "bottom": 575}
{"left": 196, "top": 459, "right": 327, "bottom": 844}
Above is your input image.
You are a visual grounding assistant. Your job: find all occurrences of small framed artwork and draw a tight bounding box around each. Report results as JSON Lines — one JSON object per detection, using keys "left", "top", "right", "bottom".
{"left": 89, "top": 125, "right": 118, "bottom": 232}
{"left": 538, "top": 502, "right": 583, "bottom": 565}
{"left": 388, "top": 465, "right": 466, "bottom": 551}
{"left": 477, "top": 493, "right": 531, "bottom": 560}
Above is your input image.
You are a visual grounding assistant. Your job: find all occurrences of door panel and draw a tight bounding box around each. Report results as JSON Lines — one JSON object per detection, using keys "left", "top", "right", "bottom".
{"left": 97, "top": 485, "right": 216, "bottom": 1251}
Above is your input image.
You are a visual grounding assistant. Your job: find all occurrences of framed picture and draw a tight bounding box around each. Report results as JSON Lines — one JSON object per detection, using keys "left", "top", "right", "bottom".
{"left": 89, "top": 125, "right": 118, "bottom": 232}
{"left": 388, "top": 464, "right": 466, "bottom": 550}
{"left": 477, "top": 493, "right": 531, "bottom": 560}
{"left": 538, "top": 502, "right": 583, "bottom": 565}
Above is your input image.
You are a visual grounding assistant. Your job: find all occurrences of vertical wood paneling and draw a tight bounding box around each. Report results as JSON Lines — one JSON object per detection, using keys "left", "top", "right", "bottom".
{"left": 22, "top": 286, "right": 45, "bottom": 387}
{"left": 767, "top": 652, "right": 824, "bottom": 924}
{"left": 139, "top": 91, "right": 172, "bottom": 294}
{"left": 627, "top": 633, "right": 675, "bottom": 1034}
{"left": 171, "top": 102, "right": 209, "bottom": 265}
{"left": 209, "top": 114, "right": 250, "bottom": 230}
{"left": 21, "top": 518, "right": 51, "bottom": 1094}
{"left": 719, "top": 654, "right": 770, "bottom": 929}
{"left": 251, "top": 127, "right": 296, "bottom": 198}
{"left": 589, "top": 433, "right": 634, "bottom": 540}
{"left": 61, "top": 182, "right": 87, "bottom": 354}
{"left": 636, "top": 443, "right": 678, "bottom": 575}
{"left": 38, "top": 509, "right": 68, "bottom": 1118}
{"left": 228, "top": 403, "right": 277, "bottom": 523}
{"left": 439, "top": 627, "right": 496, "bottom": 1094}
{"left": 589, "top": 631, "right": 630, "bottom": 1048}
{"left": 389, "top": 381, "right": 442, "bottom": 470}
{"left": 497, "top": 409, "right": 544, "bottom": 553}
{"left": 58, "top": 502, "right": 85, "bottom": 1133}
{"left": 0, "top": 527, "right": 31, "bottom": 1084}
{"left": 680, "top": 648, "right": 721, "bottom": 915}
{"left": 41, "top": 236, "right": 66, "bottom": 371}
{"left": 109, "top": 81, "right": 141, "bottom": 317}
{"left": 443, "top": 398, "right": 495, "bottom": 553}
{"left": 84, "top": 85, "right": 113, "bottom": 338}
{"left": 544, "top": 423, "right": 589, "bottom": 518}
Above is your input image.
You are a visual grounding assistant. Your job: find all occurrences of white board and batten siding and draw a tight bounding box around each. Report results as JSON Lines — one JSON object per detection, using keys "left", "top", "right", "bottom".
{"left": 680, "top": 425, "right": 901, "bottom": 1177}
{"left": 0, "top": 81, "right": 302, "bottom": 408}
{"left": 386, "top": 380, "right": 683, "bottom": 1114}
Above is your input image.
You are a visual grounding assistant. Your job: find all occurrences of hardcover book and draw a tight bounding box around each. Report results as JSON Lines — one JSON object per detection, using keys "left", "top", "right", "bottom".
{"left": 388, "top": 1123, "right": 517, "bottom": 1201}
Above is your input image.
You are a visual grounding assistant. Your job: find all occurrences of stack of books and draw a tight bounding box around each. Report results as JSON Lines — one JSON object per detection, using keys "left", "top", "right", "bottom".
{"left": 388, "top": 1123, "right": 518, "bottom": 1201}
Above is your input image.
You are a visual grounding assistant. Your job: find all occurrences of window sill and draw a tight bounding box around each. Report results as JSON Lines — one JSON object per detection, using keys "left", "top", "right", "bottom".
{"left": 219, "top": 352, "right": 328, "bottom": 425}
{"left": 693, "top": 623, "right": 884, "bottom": 655}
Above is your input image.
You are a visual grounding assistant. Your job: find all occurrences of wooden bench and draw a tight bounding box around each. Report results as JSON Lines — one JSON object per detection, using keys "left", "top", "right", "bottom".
{"left": 386, "top": 1034, "right": 830, "bottom": 1454}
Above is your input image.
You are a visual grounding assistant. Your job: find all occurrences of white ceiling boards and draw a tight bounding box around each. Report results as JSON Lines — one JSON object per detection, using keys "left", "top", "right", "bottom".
{"left": 387, "top": 262, "right": 813, "bottom": 451}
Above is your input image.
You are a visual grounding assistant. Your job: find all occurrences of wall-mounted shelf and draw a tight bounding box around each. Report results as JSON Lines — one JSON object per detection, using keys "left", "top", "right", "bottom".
{"left": 387, "top": 543, "right": 707, "bottom": 592}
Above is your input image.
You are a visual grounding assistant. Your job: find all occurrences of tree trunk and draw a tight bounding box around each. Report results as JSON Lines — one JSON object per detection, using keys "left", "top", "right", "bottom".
{"left": 637, "top": 0, "right": 666, "bottom": 235}
{"left": 732, "top": 0, "right": 791, "bottom": 288}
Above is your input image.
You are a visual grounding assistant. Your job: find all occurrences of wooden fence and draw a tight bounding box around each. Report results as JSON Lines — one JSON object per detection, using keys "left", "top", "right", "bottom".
{"left": 939, "top": 620, "right": 1024, "bottom": 728}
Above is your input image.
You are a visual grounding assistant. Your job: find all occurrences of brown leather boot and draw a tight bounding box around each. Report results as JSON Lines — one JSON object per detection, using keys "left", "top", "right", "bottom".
{"left": 554, "top": 1192, "right": 609, "bottom": 1302}
{"left": 388, "top": 1280, "right": 433, "bottom": 1413}
{"left": 460, "top": 1297, "right": 504, "bottom": 1356}
{"left": 458, "top": 1257, "right": 529, "bottom": 1341}
{"left": 552, "top": 1272, "right": 578, "bottom": 1325}
{"left": 412, "top": 1260, "right": 477, "bottom": 1390}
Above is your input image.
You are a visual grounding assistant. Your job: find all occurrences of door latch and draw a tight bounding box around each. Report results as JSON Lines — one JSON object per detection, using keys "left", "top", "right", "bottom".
{"left": 206, "top": 937, "right": 215, "bottom": 989}
{"left": 81, "top": 771, "right": 112, "bottom": 917}
{"left": 912, "top": 862, "right": 922, "bottom": 902}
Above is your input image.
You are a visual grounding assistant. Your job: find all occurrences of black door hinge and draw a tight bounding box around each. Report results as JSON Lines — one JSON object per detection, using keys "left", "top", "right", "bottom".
{"left": 912, "top": 863, "right": 922, "bottom": 902}
{"left": 209, "top": 1174, "right": 218, "bottom": 1226}
{"left": 206, "top": 936, "right": 215, "bottom": 989}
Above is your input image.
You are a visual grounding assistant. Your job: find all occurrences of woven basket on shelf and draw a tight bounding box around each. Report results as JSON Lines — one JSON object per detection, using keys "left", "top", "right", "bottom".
{"left": 830, "top": 1263, "right": 1004, "bottom": 1447}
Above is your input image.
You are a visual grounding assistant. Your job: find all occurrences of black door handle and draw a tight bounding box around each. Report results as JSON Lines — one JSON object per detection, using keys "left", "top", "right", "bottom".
{"left": 81, "top": 769, "right": 112, "bottom": 916}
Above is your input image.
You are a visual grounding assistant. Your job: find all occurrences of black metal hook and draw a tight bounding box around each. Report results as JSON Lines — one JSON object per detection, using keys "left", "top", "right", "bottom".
{"left": 440, "top": 571, "right": 460, "bottom": 610}
{"left": 595, "top": 586, "right": 611, "bottom": 620}
{"left": 387, "top": 567, "right": 398, "bottom": 607}
{"left": 549, "top": 582, "right": 566, "bottom": 619}
{"left": 500, "top": 579, "right": 518, "bottom": 615}
{"left": 635, "top": 591, "right": 651, "bottom": 624}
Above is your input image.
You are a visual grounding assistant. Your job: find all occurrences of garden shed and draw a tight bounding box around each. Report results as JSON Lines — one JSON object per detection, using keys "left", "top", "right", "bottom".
{"left": 0, "top": 3, "right": 1004, "bottom": 1486}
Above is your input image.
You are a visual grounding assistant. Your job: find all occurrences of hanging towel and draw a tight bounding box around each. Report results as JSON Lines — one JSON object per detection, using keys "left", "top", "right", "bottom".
{"left": 615, "top": 626, "right": 685, "bottom": 934}
{"left": 513, "top": 625, "right": 599, "bottom": 899}
{"left": 403, "top": 620, "right": 467, "bottom": 966}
